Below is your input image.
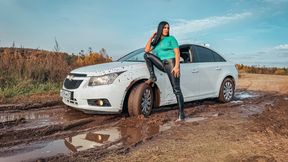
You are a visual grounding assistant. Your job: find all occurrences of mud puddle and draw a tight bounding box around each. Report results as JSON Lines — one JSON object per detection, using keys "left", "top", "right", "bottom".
{"left": 237, "top": 98, "right": 275, "bottom": 117}
{"left": 234, "top": 91, "right": 260, "bottom": 100}
{"left": 0, "top": 107, "right": 93, "bottom": 129}
{"left": 0, "top": 121, "right": 175, "bottom": 162}
{"left": 0, "top": 89, "right": 273, "bottom": 162}
{"left": 0, "top": 140, "right": 69, "bottom": 162}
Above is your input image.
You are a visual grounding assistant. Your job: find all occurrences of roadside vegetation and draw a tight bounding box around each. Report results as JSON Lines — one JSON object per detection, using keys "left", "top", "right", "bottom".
{"left": 0, "top": 47, "right": 112, "bottom": 102}
{"left": 236, "top": 64, "right": 288, "bottom": 75}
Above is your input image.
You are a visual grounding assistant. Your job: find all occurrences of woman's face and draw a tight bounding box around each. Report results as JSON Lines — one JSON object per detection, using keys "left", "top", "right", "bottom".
{"left": 162, "top": 24, "right": 169, "bottom": 36}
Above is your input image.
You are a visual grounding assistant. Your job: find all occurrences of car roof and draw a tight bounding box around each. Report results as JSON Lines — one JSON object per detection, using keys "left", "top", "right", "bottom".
{"left": 180, "top": 44, "right": 208, "bottom": 48}
{"left": 180, "top": 44, "right": 220, "bottom": 53}
{"left": 179, "top": 44, "right": 227, "bottom": 61}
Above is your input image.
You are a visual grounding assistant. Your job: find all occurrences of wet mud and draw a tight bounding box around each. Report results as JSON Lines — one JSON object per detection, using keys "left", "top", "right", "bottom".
{"left": 1, "top": 73, "right": 288, "bottom": 162}
{"left": 0, "top": 101, "right": 62, "bottom": 112}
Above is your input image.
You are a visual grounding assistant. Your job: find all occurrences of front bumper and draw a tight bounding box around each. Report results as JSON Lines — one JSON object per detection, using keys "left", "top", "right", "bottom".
{"left": 61, "top": 82, "right": 126, "bottom": 114}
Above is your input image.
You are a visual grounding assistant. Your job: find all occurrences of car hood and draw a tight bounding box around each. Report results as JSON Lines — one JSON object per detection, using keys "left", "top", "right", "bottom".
{"left": 71, "top": 61, "right": 144, "bottom": 76}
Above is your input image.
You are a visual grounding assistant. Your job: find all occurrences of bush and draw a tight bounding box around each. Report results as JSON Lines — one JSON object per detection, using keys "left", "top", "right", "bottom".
{"left": 0, "top": 80, "right": 62, "bottom": 98}
{"left": 0, "top": 76, "right": 18, "bottom": 89}
{"left": 236, "top": 64, "right": 288, "bottom": 75}
{"left": 274, "top": 69, "right": 286, "bottom": 75}
{"left": 0, "top": 47, "right": 112, "bottom": 99}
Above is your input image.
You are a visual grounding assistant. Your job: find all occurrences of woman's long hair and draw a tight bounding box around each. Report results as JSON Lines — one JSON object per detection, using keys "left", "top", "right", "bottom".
{"left": 151, "top": 21, "right": 169, "bottom": 47}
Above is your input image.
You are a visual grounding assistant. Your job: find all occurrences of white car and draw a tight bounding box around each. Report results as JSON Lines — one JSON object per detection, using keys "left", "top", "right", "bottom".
{"left": 60, "top": 44, "right": 238, "bottom": 116}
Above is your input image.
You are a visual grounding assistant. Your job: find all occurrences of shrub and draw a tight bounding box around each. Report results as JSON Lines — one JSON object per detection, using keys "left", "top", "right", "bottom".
{"left": 274, "top": 69, "right": 286, "bottom": 75}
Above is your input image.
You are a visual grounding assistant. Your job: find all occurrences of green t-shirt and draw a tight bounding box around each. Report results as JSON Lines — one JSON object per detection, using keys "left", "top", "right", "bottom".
{"left": 152, "top": 36, "right": 179, "bottom": 60}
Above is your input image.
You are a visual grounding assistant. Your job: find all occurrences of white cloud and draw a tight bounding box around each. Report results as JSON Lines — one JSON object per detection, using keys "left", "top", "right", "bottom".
{"left": 171, "top": 12, "right": 252, "bottom": 39}
{"left": 274, "top": 44, "right": 288, "bottom": 50}
{"left": 226, "top": 49, "right": 288, "bottom": 67}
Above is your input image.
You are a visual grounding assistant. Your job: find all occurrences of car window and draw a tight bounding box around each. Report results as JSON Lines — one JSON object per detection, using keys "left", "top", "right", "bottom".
{"left": 192, "top": 45, "right": 226, "bottom": 63}
{"left": 180, "top": 47, "right": 192, "bottom": 63}
{"left": 194, "top": 46, "right": 215, "bottom": 62}
{"left": 212, "top": 51, "right": 226, "bottom": 62}
{"left": 117, "top": 48, "right": 145, "bottom": 62}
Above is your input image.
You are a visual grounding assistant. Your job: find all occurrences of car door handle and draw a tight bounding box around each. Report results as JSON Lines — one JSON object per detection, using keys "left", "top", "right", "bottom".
{"left": 192, "top": 69, "right": 199, "bottom": 73}
{"left": 216, "top": 66, "right": 222, "bottom": 70}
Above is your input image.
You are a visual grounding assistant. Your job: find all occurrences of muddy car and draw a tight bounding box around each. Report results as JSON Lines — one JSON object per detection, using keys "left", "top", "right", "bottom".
{"left": 60, "top": 44, "right": 238, "bottom": 116}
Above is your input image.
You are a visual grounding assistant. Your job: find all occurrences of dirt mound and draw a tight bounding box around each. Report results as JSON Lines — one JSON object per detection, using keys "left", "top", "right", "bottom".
{"left": 251, "top": 95, "right": 288, "bottom": 137}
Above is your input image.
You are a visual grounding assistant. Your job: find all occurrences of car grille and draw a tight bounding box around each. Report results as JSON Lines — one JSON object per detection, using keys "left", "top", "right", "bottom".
{"left": 69, "top": 73, "right": 87, "bottom": 77}
{"left": 64, "top": 79, "right": 83, "bottom": 89}
{"left": 63, "top": 98, "right": 78, "bottom": 105}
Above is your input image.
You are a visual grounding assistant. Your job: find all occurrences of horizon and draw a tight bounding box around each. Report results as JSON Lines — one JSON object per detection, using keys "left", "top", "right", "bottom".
{"left": 0, "top": 0, "right": 287, "bottom": 67}
{"left": 1, "top": 46, "right": 287, "bottom": 68}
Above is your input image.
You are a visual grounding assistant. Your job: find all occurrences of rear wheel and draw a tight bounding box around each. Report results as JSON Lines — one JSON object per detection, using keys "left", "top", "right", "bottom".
{"left": 128, "top": 83, "right": 154, "bottom": 117}
{"left": 218, "top": 78, "right": 235, "bottom": 102}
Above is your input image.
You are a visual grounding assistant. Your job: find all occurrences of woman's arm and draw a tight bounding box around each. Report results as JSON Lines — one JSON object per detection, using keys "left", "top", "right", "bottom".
{"left": 144, "top": 32, "right": 156, "bottom": 53}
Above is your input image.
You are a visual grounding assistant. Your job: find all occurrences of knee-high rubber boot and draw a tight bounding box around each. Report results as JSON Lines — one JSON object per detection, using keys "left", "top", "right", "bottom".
{"left": 144, "top": 54, "right": 157, "bottom": 82}
{"left": 176, "top": 94, "right": 185, "bottom": 120}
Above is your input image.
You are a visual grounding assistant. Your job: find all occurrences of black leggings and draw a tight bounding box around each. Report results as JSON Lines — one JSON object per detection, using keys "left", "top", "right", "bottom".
{"left": 144, "top": 52, "right": 185, "bottom": 119}
{"left": 144, "top": 53, "right": 181, "bottom": 95}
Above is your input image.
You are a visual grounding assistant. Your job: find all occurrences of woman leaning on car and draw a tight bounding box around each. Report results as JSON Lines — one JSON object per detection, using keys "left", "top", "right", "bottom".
{"left": 144, "top": 21, "right": 185, "bottom": 121}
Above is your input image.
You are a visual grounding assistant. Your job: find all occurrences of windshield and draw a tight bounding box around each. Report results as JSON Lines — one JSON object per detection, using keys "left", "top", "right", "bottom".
{"left": 117, "top": 48, "right": 145, "bottom": 62}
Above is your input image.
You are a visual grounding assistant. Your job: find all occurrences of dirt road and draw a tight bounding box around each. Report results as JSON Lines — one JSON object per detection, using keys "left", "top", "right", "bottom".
{"left": 0, "top": 73, "right": 287, "bottom": 162}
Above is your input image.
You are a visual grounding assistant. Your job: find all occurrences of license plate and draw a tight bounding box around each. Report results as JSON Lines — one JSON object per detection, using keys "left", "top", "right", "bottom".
{"left": 60, "top": 89, "right": 72, "bottom": 99}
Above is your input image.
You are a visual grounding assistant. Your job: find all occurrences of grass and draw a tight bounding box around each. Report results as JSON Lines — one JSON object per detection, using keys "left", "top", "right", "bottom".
{"left": 0, "top": 80, "right": 62, "bottom": 99}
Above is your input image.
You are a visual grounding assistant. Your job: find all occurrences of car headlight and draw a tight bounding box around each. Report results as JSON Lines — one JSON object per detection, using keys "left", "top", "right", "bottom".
{"left": 88, "top": 71, "right": 125, "bottom": 86}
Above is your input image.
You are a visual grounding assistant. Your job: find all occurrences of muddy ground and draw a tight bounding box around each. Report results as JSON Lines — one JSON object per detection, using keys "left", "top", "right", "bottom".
{"left": 0, "top": 73, "right": 288, "bottom": 162}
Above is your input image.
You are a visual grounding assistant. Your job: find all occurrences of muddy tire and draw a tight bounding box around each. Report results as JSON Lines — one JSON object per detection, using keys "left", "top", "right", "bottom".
{"left": 128, "top": 83, "right": 154, "bottom": 117}
{"left": 218, "top": 77, "right": 235, "bottom": 103}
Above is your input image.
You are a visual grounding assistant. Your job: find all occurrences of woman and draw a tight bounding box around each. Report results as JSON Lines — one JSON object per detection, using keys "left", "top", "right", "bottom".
{"left": 144, "top": 21, "right": 185, "bottom": 121}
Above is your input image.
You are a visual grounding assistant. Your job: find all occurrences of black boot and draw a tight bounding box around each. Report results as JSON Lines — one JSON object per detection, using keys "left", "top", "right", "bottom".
{"left": 176, "top": 94, "right": 185, "bottom": 120}
{"left": 144, "top": 54, "right": 157, "bottom": 83}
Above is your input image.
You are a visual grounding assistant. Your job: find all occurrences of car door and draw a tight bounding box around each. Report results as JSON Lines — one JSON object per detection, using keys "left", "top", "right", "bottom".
{"left": 179, "top": 45, "right": 200, "bottom": 101}
{"left": 153, "top": 65, "right": 177, "bottom": 105}
{"left": 192, "top": 45, "right": 221, "bottom": 97}
{"left": 157, "top": 45, "right": 200, "bottom": 105}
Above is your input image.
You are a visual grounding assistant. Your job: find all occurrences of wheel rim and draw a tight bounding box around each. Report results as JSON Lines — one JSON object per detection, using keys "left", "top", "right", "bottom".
{"left": 141, "top": 88, "right": 152, "bottom": 115}
{"left": 223, "top": 81, "right": 233, "bottom": 101}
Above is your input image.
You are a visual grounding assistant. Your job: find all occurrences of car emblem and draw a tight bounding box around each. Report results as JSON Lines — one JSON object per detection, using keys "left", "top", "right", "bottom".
{"left": 67, "top": 75, "right": 74, "bottom": 80}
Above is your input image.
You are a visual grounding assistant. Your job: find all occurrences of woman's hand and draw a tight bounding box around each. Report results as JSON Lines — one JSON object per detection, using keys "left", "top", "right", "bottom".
{"left": 171, "top": 66, "right": 180, "bottom": 78}
{"left": 145, "top": 32, "right": 157, "bottom": 53}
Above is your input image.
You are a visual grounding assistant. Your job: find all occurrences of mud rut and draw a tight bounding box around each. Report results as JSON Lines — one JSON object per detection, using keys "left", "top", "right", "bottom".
{"left": 0, "top": 90, "right": 284, "bottom": 162}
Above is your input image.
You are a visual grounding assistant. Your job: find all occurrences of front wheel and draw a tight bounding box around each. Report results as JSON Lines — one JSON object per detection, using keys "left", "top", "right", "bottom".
{"left": 128, "top": 83, "right": 154, "bottom": 117}
{"left": 218, "top": 78, "right": 235, "bottom": 102}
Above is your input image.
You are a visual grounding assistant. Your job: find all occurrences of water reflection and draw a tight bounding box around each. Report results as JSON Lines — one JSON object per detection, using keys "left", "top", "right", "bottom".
{"left": 0, "top": 140, "right": 69, "bottom": 162}
{"left": 0, "top": 122, "right": 172, "bottom": 161}
{"left": 64, "top": 123, "right": 171, "bottom": 152}
{"left": 64, "top": 127, "right": 120, "bottom": 152}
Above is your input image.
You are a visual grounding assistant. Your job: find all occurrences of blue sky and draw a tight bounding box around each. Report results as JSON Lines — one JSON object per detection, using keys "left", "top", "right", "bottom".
{"left": 0, "top": 0, "right": 287, "bottom": 67}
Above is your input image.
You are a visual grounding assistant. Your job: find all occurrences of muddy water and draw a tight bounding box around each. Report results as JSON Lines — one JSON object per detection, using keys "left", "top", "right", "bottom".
{"left": 0, "top": 121, "right": 174, "bottom": 162}
{"left": 232, "top": 91, "right": 275, "bottom": 118}
{"left": 0, "top": 90, "right": 268, "bottom": 162}
{"left": 234, "top": 91, "right": 259, "bottom": 100}
{"left": 0, "top": 140, "right": 69, "bottom": 162}
{"left": 0, "top": 107, "right": 94, "bottom": 128}
{"left": 0, "top": 115, "right": 210, "bottom": 162}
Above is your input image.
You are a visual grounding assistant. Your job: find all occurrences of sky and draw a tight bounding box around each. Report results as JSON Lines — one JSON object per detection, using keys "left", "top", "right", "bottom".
{"left": 0, "top": 0, "right": 287, "bottom": 67}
